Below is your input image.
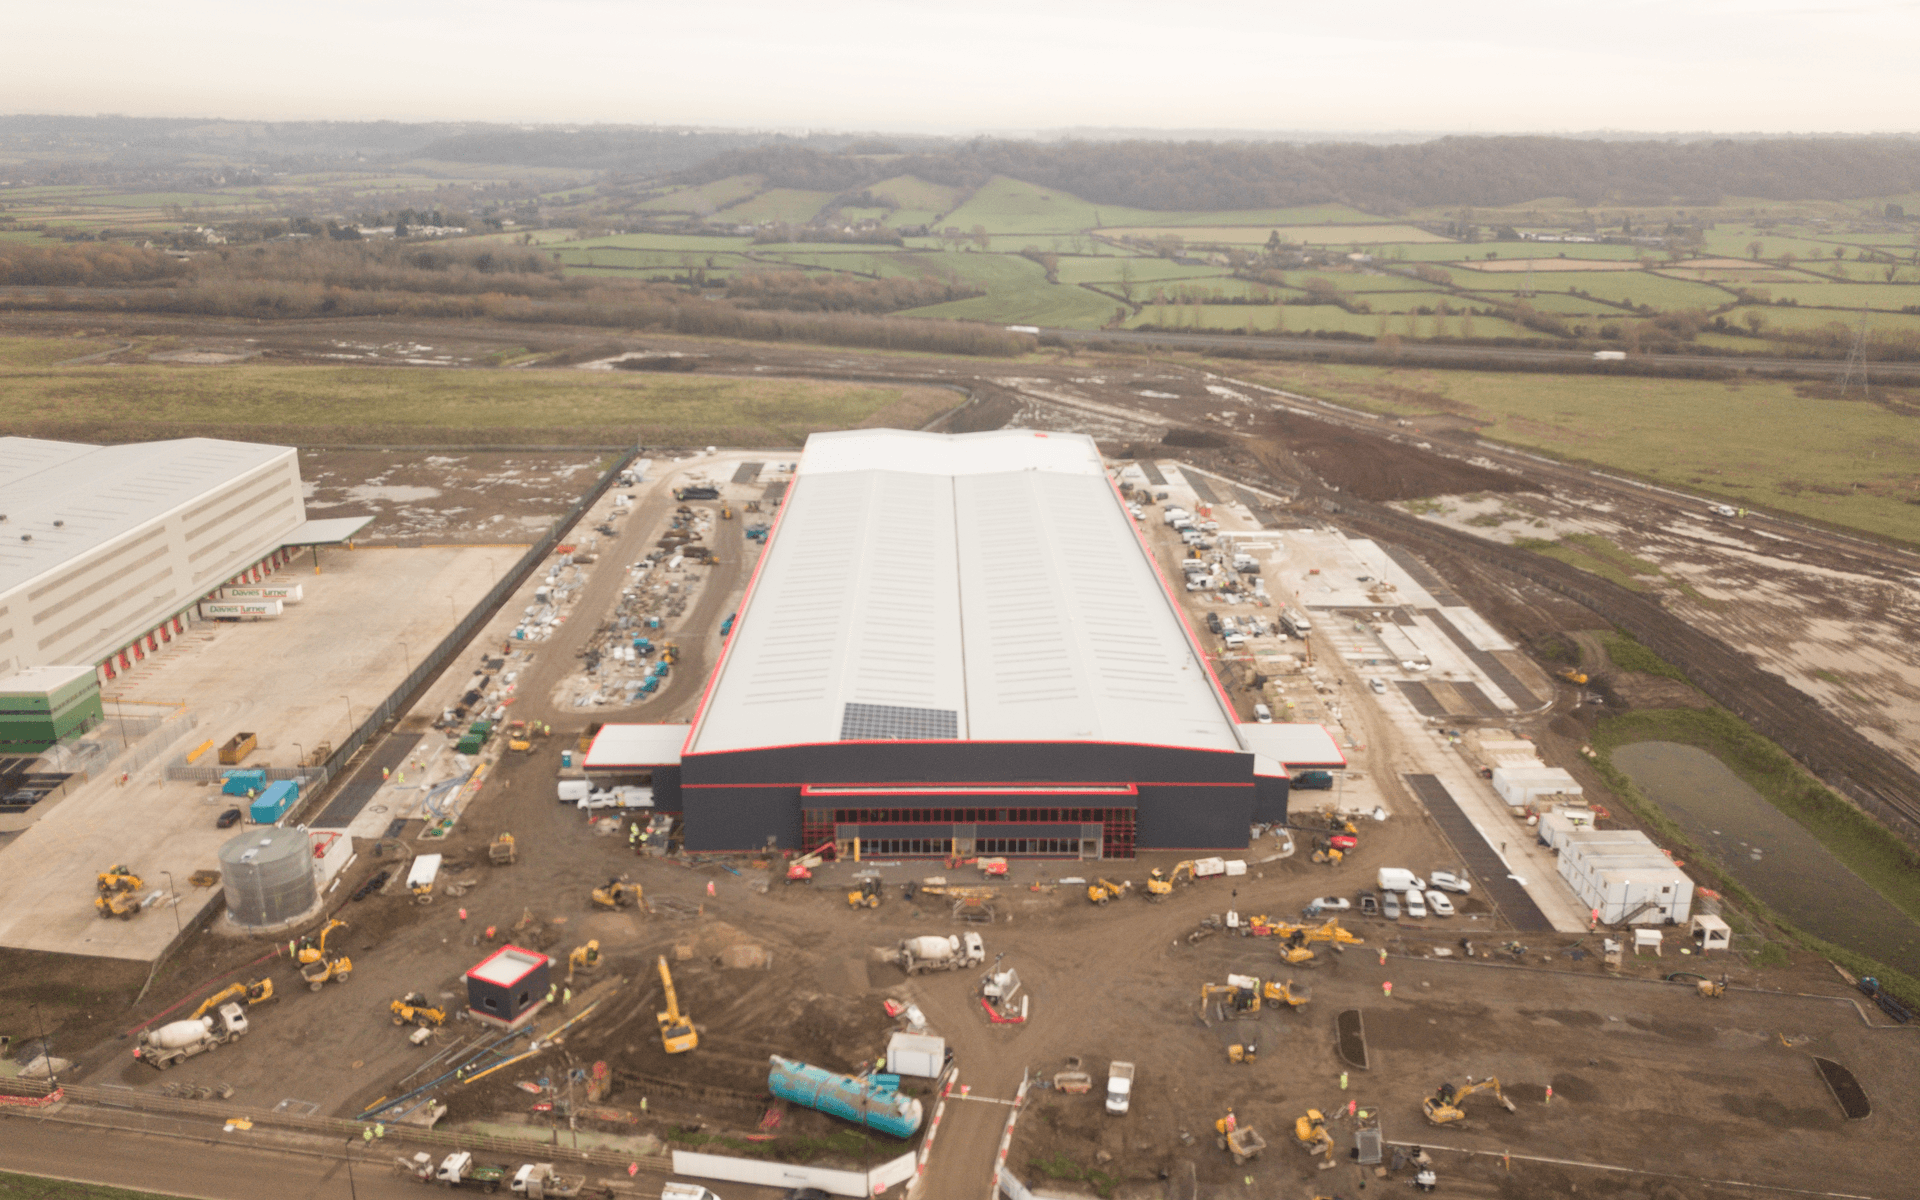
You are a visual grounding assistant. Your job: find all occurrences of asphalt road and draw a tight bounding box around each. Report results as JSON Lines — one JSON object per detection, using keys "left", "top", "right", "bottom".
{"left": 1044, "top": 325, "right": 1912, "bottom": 377}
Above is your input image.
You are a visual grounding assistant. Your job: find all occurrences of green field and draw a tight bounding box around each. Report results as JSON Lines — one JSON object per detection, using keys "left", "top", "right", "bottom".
{"left": 940, "top": 176, "right": 1118, "bottom": 235}
{"left": 0, "top": 337, "right": 117, "bottom": 367}
{"left": 0, "top": 1170, "right": 185, "bottom": 1200}
{"left": 1229, "top": 362, "right": 1920, "bottom": 542}
{"left": 0, "top": 352, "right": 957, "bottom": 445}
{"left": 639, "top": 174, "right": 764, "bottom": 213}
{"left": 714, "top": 188, "right": 838, "bottom": 224}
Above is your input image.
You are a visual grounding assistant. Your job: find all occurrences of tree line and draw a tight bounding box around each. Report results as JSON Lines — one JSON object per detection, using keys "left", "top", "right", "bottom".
{"left": 725, "top": 271, "right": 982, "bottom": 314}
{"left": 677, "top": 136, "right": 1920, "bottom": 213}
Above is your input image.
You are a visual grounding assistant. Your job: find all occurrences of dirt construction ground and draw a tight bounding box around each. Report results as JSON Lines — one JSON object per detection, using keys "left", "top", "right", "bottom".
{"left": 3, "top": 313, "right": 1919, "bottom": 1200}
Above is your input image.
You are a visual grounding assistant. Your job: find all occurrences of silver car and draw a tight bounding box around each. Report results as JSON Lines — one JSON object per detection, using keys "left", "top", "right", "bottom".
{"left": 1424, "top": 889, "right": 1455, "bottom": 917}
{"left": 1404, "top": 888, "right": 1427, "bottom": 919}
{"left": 1382, "top": 890, "right": 1401, "bottom": 920}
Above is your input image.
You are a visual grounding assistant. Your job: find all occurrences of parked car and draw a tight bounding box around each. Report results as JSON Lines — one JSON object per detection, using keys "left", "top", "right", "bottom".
{"left": 1206, "top": 612, "right": 1223, "bottom": 634}
{"left": 1428, "top": 870, "right": 1472, "bottom": 894}
{"left": 1368, "top": 678, "right": 1387, "bottom": 694}
{"left": 1424, "top": 890, "right": 1455, "bottom": 917}
{"left": 1404, "top": 889, "right": 1428, "bottom": 919}
{"left": 216, "top": 807, "right": 244, "bottom": 828}
{"left": 1254, "top": 703, "right": 1273, "bottom": 724}
{"left": 1308, "top": 897, "right": 1351, "bottom": 912}
{"left": 1358, "top": 892, "right": 1378, "bottom": 916}
{"left": 1382, "top": 891, "right": 1401, "bottom": 920}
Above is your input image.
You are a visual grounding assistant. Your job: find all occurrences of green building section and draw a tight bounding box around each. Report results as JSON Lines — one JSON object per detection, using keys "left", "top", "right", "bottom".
{"left": 0, "top": 665, "right": 103, "bottom": 754}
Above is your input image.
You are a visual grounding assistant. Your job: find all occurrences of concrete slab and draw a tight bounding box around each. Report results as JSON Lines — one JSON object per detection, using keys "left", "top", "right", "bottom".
{"left": 0, "top": 545, "right": 513, "bottom": 961}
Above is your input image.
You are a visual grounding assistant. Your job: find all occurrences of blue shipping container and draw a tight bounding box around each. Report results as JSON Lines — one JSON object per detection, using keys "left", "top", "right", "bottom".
{"left": 221, "top": 769, "right": 267, "bottom": 797}
{"left": 250, "top": 780, "right": 299, "bottom": 824}
{"left": 767, "top": 1056, "right": 923, "bottom": 1138}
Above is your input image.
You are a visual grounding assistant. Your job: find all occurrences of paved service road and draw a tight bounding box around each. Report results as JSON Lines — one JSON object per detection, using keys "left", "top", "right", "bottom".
{"left": 0, "top": 1117, "right": 403, "bottom": 1200}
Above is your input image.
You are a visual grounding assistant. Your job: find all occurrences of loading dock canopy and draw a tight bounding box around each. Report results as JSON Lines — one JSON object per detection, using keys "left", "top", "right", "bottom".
{"left": 586, "top": 724, "right": 687, "bottom": 770}
{"left": 280, "top": 516, "right": 376, "bottom": 546}
{"left": 1237, "top": 723, "right": 1347, "bottom": 769}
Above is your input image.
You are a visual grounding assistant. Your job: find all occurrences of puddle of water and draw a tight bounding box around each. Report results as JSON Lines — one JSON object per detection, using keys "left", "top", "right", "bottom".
{"left": 1612, "top": 741, "right": 1920, "bottom": 975}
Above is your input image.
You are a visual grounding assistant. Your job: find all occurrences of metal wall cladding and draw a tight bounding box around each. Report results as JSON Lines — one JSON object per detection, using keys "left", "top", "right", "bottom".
{"left": 217, "top": 826, "right": 316, "bottom": 925}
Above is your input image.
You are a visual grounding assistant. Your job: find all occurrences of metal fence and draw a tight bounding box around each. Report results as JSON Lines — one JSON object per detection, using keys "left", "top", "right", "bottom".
{"left": 286, "top": 449, "right": 638, "bottom": 829}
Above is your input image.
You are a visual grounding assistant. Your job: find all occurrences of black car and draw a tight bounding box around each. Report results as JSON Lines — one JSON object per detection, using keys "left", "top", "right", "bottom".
{"left": 1206, "top": 612, "right": 1223, "bottom": 635}
{"left": 216, "top": 807, "right": 244, "bottom": 828}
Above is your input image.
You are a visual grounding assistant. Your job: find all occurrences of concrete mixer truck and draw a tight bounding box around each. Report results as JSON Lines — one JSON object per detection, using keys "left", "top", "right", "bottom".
{"left": 890, "top": 932, "right": 985, "bottom": 976}
{"left": 135, "top": 1001, "right": 248, "bottom": 1069}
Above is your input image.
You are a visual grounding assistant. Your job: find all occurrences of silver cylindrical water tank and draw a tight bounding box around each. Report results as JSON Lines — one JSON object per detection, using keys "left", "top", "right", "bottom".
{"left": 218, "top": 827, "right": 316, "bottom": 926}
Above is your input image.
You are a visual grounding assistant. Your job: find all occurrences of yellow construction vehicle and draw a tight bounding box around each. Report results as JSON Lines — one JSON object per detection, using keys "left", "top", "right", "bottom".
{"left": 1200, "top": 979, "right": 1261, "bottom": 1020}
{"left": 1310, "top": 839, "right": 1344, "bottom": 866}
{"left": 1147, "top": 862, "right": 1196, "bottom": 897}
{"left": 192, "top": 979, "right": 273, "bottom": 1020}
{"left": 591, "top": 877, "right": 644, "bottom": 910}
{"left": 567, "top": 940, "right": 601, "bottom": 982}
{"left": 97, "top": 864, "right": 144, "bottom": 895}
{"left": 847, "top": 878, "right": 882, "bottom": 909}
{"left": 720, "top": 505, "right": 733, "bottom": 520}
{"left": 300, "top": 953, "right": 352, "bottom": 992}
{"left": 1213, "top": 1112, "right": 1266, "bottom": 1165}
{"left": 655, "top": 956, "right": 697, "bottom": 1054}
{"left": 1087, "top": 878, "right": 1132, "bottom": 905}
{"left": 1422, "top": 1078, "right": 1516, "bottom": 1125}
{"left": 95, "top": 891, "right": 143, "bottom": 920}
{"left": 1304, "top": 918, "right": 1364, "bottom": 947}
{"left": 390, "top": 992, "right": 447, "bottom": 1027}
{"left": 1556, "top": 667, "right": 1589, "bottom": 686}
{"left": 1227, "top": 1042, "right": 1258, "bottom": 1064}
{"left": 1294, "top": 1109, "right": 1336, "bottom": 1167}
{"left": 1321, "top": 808, "right": 1358, "bottom": 836}
{"left": 489, "top": 832, "right": 517, "bottom": 866}
{"left": 295, "top": 919, "right": 347, "bottom": 965}
{"left": 1261, "top": 978, "right": 1310, "bottom": 1009}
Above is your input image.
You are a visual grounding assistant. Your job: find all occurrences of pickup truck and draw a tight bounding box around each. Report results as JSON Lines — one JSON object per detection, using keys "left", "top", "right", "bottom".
{"left": 1106, "top": 1061, "right": 1135, "bottom": 1115}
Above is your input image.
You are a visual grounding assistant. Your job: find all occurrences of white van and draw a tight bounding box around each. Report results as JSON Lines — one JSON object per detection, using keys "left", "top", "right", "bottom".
{"left": 1377, "top": 867, "right": 1427, "bottom": 893}
{"left": 1224, "top": 633, "right": 1246, "bottom": 650}
{"left": 556, "top": 779, "right": 591, "bottom": 804}
{"left": 662, "top": 1185, "right": 723, "bottom": 1200}
{"left": 1253, "top": 703, "right": 1272, "bottom": 724}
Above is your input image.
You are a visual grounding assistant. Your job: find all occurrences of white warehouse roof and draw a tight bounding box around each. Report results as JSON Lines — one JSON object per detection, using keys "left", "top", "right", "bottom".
{"left": 1237, "top": 723, "right": 1347, "bottom": 769}
{"left": 0, "top": 436, "right": 295, "bottom": 594}
{"left": 688, "top": 429, "right": 1244, "bottom": 755}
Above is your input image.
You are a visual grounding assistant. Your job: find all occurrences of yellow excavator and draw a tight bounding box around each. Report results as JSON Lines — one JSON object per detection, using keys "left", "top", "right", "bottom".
{"left": 1294, "top": 1109, "right": 1337, "bottom": 1168}
{"left": 1556, "top": 667, "right": 1589, "bottom": 686}
{"left": 591, "top": 877, "right": 643, "bottom": 911}
{"left": 391, "top": 992, "right": 447, "bottom": 1027}
{"left": 567, "top": 940, "right": 601, "bottom": 982}
{"left": 1201, "top": 980, "right": 1261, "bottom": 1020}
{"left": 1423, "top": 1078, "right": 1516, "bottom": 1125}
{"left": 192, "top": 979, "right": 273, "bottom": 1020}
{"left": 656, "top": 956, "right": 697, "bottom": 1054}
{"left": 294, "top": 919, "right": 347, "bottom": 965}
{"left": 97, "top": 864, "right": 144, "bottom": 894}
{"left": 1146, "top": 862, "right": 1196, "bottom": 898}
{"left": 1277, "top": 928, "right": 1317, "bottom": 966}
{"left": 1261, "top": 978, "right": 1310, "bottom": 1009}
{"left": 1087, "top": 878, "right": 1132, "bottom": 905}
{"left": 295, "top": 919, "right": 352, "bottom": 991}
{"left": 1226, "top": 1041, "right": 1258, "bottom": 1064}
{"left": 1321, "top": 808, "right": 1358, "bottom": 836}
{"left": 847, "top": 878, "right": 882, "bottom": 909}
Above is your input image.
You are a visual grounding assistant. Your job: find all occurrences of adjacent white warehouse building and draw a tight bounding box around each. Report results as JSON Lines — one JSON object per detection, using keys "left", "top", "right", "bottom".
{"left": 0, "top": 436, "right": 353, "bottom": 684}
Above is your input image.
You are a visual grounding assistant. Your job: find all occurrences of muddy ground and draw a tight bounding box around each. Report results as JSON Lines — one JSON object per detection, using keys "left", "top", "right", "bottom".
{"left": 300, "top": 449, "right": 608, "bottom": 545}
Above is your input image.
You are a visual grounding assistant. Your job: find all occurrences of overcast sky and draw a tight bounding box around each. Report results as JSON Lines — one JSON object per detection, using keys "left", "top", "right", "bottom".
{"left": 8, "top": 0, "right": 1919, "bottom": 135}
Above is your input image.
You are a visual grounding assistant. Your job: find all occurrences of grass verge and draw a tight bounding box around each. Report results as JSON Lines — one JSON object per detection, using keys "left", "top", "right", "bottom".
{"left": 0, "top": 1170, "right": 188, "bottom": 1200}
{"left": 1598, "top": 632, "right": 1690, "bottom": 683}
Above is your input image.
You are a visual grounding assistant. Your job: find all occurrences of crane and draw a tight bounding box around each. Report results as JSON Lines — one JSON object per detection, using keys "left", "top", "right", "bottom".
{"left": 656, "top": 956, "right": 697, "bottom": 1054}
{"left": 1422, "top": 1077, "right": 1516, "bottom": 1125}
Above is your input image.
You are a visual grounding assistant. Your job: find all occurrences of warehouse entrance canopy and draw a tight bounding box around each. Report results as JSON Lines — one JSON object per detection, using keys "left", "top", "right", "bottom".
{"left": 280, "top": 516, "right": 376, "bottom": 547}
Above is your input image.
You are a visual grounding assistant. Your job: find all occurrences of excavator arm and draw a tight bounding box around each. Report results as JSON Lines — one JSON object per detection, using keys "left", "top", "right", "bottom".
{"left": 656, "top": 956, "right": 697, "bottom": 1054}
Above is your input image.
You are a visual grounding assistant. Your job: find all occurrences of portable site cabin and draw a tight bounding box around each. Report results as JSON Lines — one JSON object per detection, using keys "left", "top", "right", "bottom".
{"left": 464, "top": 945, "right": 551, "bottom": 1029}
{"left": 1557, "top": 829, "right": 1692, "bottom": 925}
{"left": 1537, "top": 805, "right": 1595, "bottom": 850}
{"left": 1491, "top": 765, "right": 1582, "bottom": 809}
{"left": 249, "top": 779, "right": 300, "bottom": 825}
{"left": 1691, "top": 914, "right": 1731, "bottom": 954}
